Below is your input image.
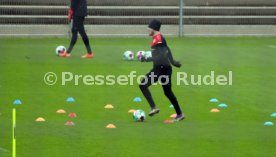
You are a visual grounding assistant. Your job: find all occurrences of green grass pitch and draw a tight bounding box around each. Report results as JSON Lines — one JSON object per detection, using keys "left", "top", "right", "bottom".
{"left": 0, "top": 37, "right": 276, "bottom": 157}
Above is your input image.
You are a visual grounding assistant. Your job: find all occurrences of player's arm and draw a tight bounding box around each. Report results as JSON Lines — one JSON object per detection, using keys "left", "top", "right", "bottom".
{"left": 68, "top": 0, "right": 80, "bottom": 22}
{"left": 167, "top": 47, "right": 181, "bottom": 68}
{"left": 141, "top": 56, "right": 153, "bottom": 62}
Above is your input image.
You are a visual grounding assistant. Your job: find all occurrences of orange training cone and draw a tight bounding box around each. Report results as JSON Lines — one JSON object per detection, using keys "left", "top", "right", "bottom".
{"left": 128, "top": 109, "right": 136, "bottom": 113}
{"left": 106, "top": 124, "right": 116, "bottom": 128}
{"left": 210, "top": 108, "right": 220, "bottom": 113}
{"left": 104, "top": 104, "right": 114, "bottom": 109}
{"left": 56, "top": 109, "right": 66, "bottom": 114}
{"left": 170, "top": 114, "right": 177, "bottom": 118}
{"left": 36, "top": 117, "right": 46, "bottom": 122}
{"left": 164, "top": 120, "right": 174, "bottom": 123}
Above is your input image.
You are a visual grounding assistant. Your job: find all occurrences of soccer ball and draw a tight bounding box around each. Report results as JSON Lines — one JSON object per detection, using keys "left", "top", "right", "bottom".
{"left": 136, "top": 51, "right": 145, "bottom": 61}
{"left": 56, "top": 45, "right": 66, "bottom": 56}
{"left": 144, "top": 51, "right": 152, "bottom": 59}
{"left": 123, "top": 50, "right": 134, "bottom": 61}
{"left": 133, "top": 109, "right": 146, "bottom": 122}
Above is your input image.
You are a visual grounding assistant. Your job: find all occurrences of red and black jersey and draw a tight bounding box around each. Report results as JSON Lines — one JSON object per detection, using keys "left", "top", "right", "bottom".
{"left": 149, "top": 34, "right": 173, "bottom": 67}
{"left": 151, "top": 33, "right": 167, "bottom": 47}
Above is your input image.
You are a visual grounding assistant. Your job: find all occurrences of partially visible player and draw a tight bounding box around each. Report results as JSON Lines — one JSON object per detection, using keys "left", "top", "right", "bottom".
{"left": 60, "top": 0, "right": 93, "bottom": 58}
{"left": 139, "top": 19, "right": 185, "bottom": 121}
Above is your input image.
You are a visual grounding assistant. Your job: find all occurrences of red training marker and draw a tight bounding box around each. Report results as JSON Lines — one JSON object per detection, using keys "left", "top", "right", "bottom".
{"left": 68, "top": 112, "right": 77, "bottom": 118}
{"left": 164, "top": 120, "right": 174, "bottom": 123}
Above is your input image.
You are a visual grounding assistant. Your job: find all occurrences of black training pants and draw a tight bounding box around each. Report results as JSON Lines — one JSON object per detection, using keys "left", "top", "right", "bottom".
{"left": 67, "top": 16, "right": 92, "bottom": 54}
{"left": 139, "top": 66, "right": 182, "bottom": 115}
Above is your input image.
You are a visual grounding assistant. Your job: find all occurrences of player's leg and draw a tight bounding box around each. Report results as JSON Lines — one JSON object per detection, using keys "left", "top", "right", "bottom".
{"left": 77, "top": 16, "right": 93, "bottom": 58}
{"left": 139, "top": 69, "right": 160, "bottom": 116}
{"left": 160, "top": 67, "right": 184, "bottom": 121}
{"left": 65, "top": 16, "right": 79, "bottom": 56}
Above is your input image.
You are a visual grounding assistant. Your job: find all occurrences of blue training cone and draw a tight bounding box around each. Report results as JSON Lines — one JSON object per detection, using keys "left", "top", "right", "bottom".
{"left": 264, "top": 121, "right": 274, "bottom": 126}
{"left": 133, "top": 97, "right": 142, "bottom": 102}
{"left": 13, "top": 99, "right": 22, "bottom": 105}
{"left": 209, "top": 98, "right": 219, "bottom": 103}
{"left": 169, "top": 104, "right": 174, "bottom": 108}
{"left": 66, "top": 97, "right": 75, "bottom": 102}
{"left": 218, "top": 103, "right": 228, "bottom": 108}
{"left": 271, "top": 113, "right": 276, "bottom": 117}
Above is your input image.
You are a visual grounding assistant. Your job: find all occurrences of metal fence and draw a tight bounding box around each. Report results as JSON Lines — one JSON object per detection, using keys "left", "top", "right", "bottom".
{"left": 0, "top": 0, "right": 276, "bottom": 37}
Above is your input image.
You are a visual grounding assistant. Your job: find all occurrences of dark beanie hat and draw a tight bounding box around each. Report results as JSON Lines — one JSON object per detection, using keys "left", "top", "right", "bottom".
{"left": 148, "top": 19, "right": 161, "bottom": 31}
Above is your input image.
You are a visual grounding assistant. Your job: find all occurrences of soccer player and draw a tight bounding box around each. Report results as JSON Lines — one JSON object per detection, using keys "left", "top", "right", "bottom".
{"left": 60, "top": 0, "right": 93, "bottom": 58}
{"left": 139, "top": 19, "right": 185, "bottom": 121}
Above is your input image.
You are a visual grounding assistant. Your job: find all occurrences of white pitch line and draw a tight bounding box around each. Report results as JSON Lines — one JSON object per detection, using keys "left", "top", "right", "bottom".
{"left": 267, "top": 45, "right": 276, "bottom": 48}
{"left": 0, "top": 147, "right": 9, "bottom": 152}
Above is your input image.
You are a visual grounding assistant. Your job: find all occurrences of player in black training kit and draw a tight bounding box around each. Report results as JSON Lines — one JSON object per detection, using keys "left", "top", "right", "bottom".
{"left": 60, "top": 0, "right": 94, "bottom": 58}
{"left": 139, "top": 20, "right": 185, "bottom": 121}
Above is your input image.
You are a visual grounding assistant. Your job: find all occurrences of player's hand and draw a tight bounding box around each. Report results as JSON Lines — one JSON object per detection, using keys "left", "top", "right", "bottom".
{"left": 173, "top": 61, "right": 181, "bottom": 68}
{"left": 68, "top": 8, "right": 73, "bottom": 22}
{"left": 140, "top": 56, "right": 147, "bottom": 62}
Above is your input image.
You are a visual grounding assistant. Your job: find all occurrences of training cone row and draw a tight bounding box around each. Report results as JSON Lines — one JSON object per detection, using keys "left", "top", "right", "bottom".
{"left": 209, "top": 98, "right": 229, "bottom": 113}
{"left": 64, "top": 113, "right": 76, "bottom": 126}
{"left": 264, "top": 112, "right": 276, "bottom": 126}
{"left": 65, "top": 97, "right": 76, "bottom": 125}
{"left": 34, "top": 97, "right": 77, "bottom": 125}
{"left": 104, "top": 103, "right": 117, "bottom": 129}
{"left": 65, "top": 112, "right": 76, "bottom": 126}
{"left": 66, "top": 97, "right": 76, "bottom": 125}
{"left": 165, "top": 107, "right": 177, "bottom": 123}
{"left": 209, "top": 98, "right": 276, "bottom": 126}
{"left": 164, "top": 113, "right": 178, "bottom": 124}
